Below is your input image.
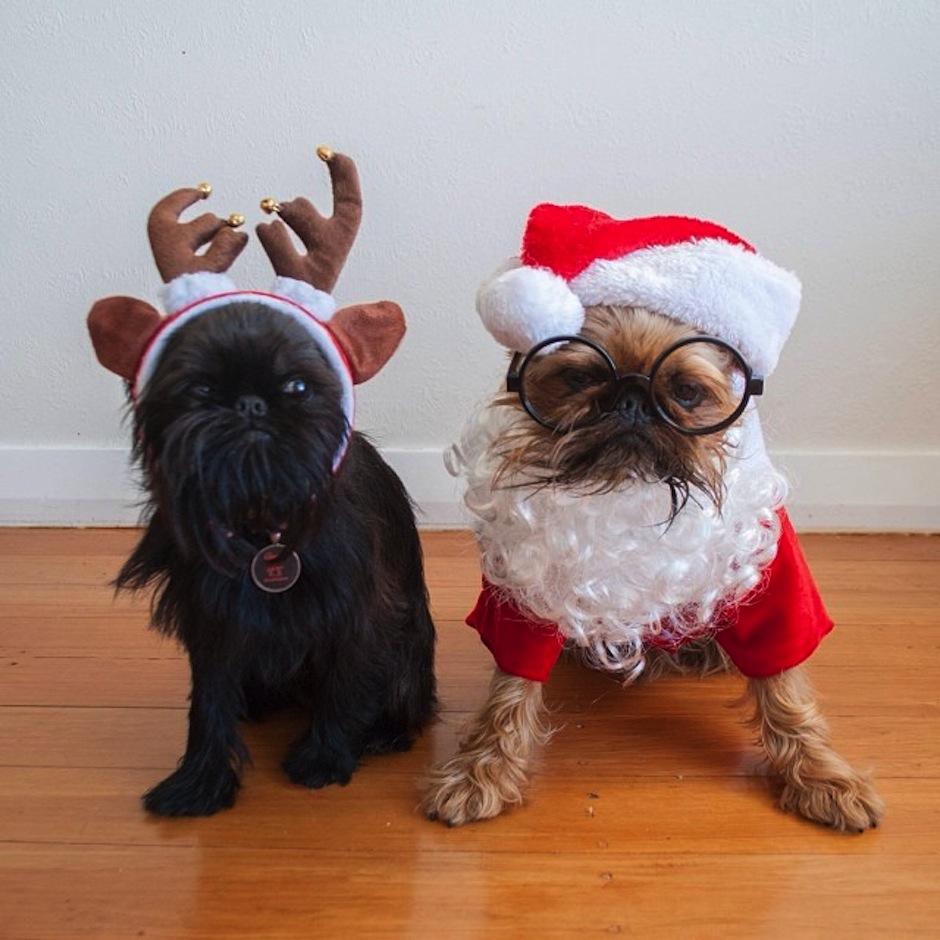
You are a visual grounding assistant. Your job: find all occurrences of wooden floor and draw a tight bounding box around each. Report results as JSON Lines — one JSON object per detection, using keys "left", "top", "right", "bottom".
{"left": 1, "top": 529, "right": 938, "bottom": 939}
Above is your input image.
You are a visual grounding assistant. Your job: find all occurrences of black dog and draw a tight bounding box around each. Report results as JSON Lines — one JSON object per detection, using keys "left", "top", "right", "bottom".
{"left": 116, "top": 304, "right": 435, "bottom": 815}
{"left": 87, "top": 151, "right": 436, "bottom": 815}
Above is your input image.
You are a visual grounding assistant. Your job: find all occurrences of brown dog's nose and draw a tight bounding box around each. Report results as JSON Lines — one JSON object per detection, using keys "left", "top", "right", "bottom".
{"left": 614, "top": 384, "right": 651, "bottom": 427}
{"left": 235, "top": 394, "right": 268, "bottom": 418}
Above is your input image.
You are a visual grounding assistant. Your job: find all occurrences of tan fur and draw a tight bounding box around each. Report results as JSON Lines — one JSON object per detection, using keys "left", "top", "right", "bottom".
{"left": 641, "top": 636, "right": 734, "bottom": 681}
{"left": 421, "top": 668, "right": 548, "bottom": 826}
{"left": 746, "top": 666, "right": 884, "bottom": 831}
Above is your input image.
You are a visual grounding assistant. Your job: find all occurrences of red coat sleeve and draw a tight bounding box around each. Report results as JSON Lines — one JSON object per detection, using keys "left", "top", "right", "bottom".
{"left": 466, "top": 579, "right": 565, "bottom": 682}
{"left": 715, "top": 509, "right": 834, "bottom": 678}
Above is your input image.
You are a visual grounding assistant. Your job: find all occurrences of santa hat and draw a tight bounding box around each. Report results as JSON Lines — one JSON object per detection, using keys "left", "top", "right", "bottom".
{"left": 88, "top": 150, "right": 405, "bottom": 471}
{"left": 477, "top": 204, "right": 801, "bottom": 376}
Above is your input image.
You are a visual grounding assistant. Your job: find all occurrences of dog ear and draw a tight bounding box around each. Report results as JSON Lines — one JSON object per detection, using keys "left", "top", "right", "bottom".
{"left": 88, "top": 296, "right": 163, "bottom": 380}
{"left": 329, "top": 301, "right": 405, "bottom": 383}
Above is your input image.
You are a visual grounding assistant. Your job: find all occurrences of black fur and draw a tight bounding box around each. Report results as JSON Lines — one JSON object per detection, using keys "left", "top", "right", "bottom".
{"left": 116, "top": 302, "right": 436, "bottom": 816}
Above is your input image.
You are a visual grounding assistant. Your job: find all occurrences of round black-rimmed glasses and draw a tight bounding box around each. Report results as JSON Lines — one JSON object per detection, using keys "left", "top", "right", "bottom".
{"left": 506, "top": 334, "right": 764, "bottom": 435}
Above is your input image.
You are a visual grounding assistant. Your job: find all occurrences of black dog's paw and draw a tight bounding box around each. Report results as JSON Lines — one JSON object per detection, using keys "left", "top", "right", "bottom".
{"left": 143, "top": 763, "right": 240, "bottom": 817}
{"left": 282, "top": 741, "right": 357, "bottom": 790}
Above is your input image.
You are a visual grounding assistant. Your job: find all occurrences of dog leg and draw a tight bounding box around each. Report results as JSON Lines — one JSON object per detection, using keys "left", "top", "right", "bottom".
{"left": 362, "top": 595, "right": 438, "bottom": 756}
{"left": 283, "top": 717, "right": 362, "bottom": 790}
{"left": 423, "top": 668, "right": 548, "bottom": 826}
{"left": 746, "top": 666, "right": 884, "bottom": 832}
{"left": 144, "top": 655, "right": 247, "bottom": 817}
{"left": 282, "top": 663, "right": 378, "bottom": 789}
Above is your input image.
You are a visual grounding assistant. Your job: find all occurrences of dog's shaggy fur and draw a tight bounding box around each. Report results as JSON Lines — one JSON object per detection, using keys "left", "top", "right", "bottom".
{"left": 119, "top": 302, "right": 436, "bottom": 816}
{"left": 425, "top": 669, "right": 549, "bottom": 827}
{"left": 746, "top": 668, "right": 884, "bottom": 832}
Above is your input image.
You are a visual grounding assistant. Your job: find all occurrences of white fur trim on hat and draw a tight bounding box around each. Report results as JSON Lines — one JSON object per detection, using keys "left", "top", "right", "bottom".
{"left": 476, "top": 258, "right": 585, "bottom": 352}
{"left": 570, "top": 238, "right": 801, "bottom": 377}
{"left": 271, "top": 276, "right": 337, "bottom": 321}
{"left": 134, "top": 291, "right": 354, "bottom": 471}
{"left": 160, "top": 272, "right": 238, "bottom": 314}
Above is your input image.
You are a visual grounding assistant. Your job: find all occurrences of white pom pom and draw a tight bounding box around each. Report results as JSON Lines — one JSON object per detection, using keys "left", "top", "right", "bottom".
{"left": 476, "top": 261, "right": 584, "bottom": 351}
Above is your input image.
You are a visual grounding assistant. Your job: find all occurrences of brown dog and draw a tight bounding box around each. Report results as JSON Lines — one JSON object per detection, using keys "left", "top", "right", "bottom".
{"left": 423, "top": 204, "right": 883, "bottom": 832}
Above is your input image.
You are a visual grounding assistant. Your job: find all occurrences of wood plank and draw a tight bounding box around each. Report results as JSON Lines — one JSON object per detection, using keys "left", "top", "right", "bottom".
{"left": 1, "top": 705, "right": 933, "bottom": 778}
{"left": 1, "top": 526, "right": 937, "bottom": 560}
{"left": 1, "top": 765, "right": 937, "bottom": 857}
{"left": 1, "top": 844, "right": 937, "bottom": 939}
{"left": 4, "top": 580, "right": 940, "bottom": 625}
{"left": 2, "top": 646, "right": 936, "bottom": 717}
{"left": 6, "top": 615, "right": 940, "bottom": 662}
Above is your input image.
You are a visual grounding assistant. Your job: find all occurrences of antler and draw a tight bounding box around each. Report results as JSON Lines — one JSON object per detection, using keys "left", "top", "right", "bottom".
{"left": 256, "top": 147, "right": 362, "bottom": 293}
{"left": 147, "top": 185, "right": 248, "bottom": 282}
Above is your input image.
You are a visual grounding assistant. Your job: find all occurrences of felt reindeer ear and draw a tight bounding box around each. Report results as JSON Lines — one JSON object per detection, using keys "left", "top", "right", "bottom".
{"left": 87, "top": 296, "right": 163, "bottom": 380}
{"left": 329, "top": 302, "right": 406, "bottom": 383}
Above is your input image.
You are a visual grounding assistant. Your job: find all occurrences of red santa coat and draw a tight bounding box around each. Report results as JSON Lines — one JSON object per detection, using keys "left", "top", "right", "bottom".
{"left": 467, "top": 510, "right": 833, "bottom": 682}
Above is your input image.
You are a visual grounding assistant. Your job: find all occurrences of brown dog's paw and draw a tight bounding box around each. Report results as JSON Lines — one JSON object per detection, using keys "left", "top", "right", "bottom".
{"left": 421, "top": 756, "right": 520, "bottom": 827}
{"left": 779, "top": 772, "right": 885, "bottom": 833}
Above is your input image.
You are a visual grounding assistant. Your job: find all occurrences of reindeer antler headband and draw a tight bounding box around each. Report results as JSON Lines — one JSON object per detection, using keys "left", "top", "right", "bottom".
{"left": 87, "top": 148, "right": 405, "bottom": 467}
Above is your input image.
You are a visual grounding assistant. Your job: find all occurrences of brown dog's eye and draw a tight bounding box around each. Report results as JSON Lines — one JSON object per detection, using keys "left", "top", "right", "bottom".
{"left": 671, "top": 379, "right": 704, "bottom": 409}
{"left": 561, "top": 368, "right": 599, "bottom": 392}
{"left": 281, "top": 378, "right": 308, "bottom": 397}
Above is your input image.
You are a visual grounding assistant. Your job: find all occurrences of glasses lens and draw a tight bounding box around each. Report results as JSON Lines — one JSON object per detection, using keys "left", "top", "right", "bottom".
{"left": 651, "top": 340, "right": 748, "bottom": 433}
{"left": 519, "top": 338, "right": 616, "bottom": 431}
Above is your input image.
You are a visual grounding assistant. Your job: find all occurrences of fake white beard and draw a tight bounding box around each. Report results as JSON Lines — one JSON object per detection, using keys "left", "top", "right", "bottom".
{"left": 447, "top": 401, "right": 788, "bottom": 680}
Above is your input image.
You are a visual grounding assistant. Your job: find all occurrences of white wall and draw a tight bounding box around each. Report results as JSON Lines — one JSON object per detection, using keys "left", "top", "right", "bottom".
{"left": 1, "top": 0, "right": 938, "bottom": 528}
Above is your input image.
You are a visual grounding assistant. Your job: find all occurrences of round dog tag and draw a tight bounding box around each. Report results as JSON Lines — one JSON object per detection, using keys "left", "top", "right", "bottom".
{"left": 250, "top": 543, "right": 301, "bottom": 593}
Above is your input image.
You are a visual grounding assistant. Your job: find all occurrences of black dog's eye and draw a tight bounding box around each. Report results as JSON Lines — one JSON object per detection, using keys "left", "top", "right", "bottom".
{"left": 281, "top": 378, "right": 308, "bottom": 397}
{"left": 192, "top": 383, "right": 213, "bottom": 399}
{"left": 672, "top": 379, "right": 704, "bottom": 409}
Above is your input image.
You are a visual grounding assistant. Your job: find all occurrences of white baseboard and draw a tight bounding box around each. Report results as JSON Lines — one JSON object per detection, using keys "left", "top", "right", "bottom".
{"left": 0, "top": 446, "right": 937, "bottom": 532}
{"left": 773, "top": 451, "right": 940, "bottom": 532}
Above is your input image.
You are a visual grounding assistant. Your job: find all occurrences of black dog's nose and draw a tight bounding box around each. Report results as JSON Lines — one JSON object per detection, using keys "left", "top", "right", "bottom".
{"left": 235, "top": 394, "right": 268, "bottom": 418}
